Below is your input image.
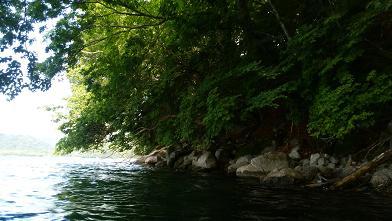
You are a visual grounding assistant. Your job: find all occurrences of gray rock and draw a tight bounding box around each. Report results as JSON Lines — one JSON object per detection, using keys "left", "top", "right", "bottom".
{"left": 148, "top": 148, "right": 167, "bottom": 159}
{"left": 227, "top": 155, "right": 253, "bottom": 174}
{"left": 192, "top": 151, "right": 217, "bottom": 170}
{"left": 215, "top": 149, "right": 224, "bottom": 159}
{"left": 133, "top": 155, "right": 147, "bottom": 164}
{"left": 155, "top": 160, "right": 166, "bottom": 168}
{"left": 301, "top": 159, "right": 310, "bottom": 166}
{"left": 310, "top": 153, "right": 321, "bottom": 166}
{"left": 250, "top": 152, "right": 289, "bottom": 173}
{"left": 186, "top": 151, "right": 197, "bottom": 160}
{"left": 166, "top": 149, "right": 189, "bottom": 167}
{"left": 327, "top": 163, "right": 336, "bottom": 169}
{"left": 172, "top": 151, "right": 196, "bottom": 169}
{"left": 317, "top": 157, "right": 326, "bottom": 167}
{"left": 261, "top": 146, "right": 276, "bottom": 154}
{"left": 318, "top": 166, "right": 335, "bottom": 178}
{"left": 227, "top": 164, "right": 239, "bottom": 174}
{"left": 227, "top": 161, "right": 249, "bottom": 174}
{"left": 236, "top": 164, "right": 265, "bottom": 178}
{"left": 371, "top": 168, "right": 392, "bottom": 192}
{"left": 296, "top": 165, "right": 318, "bottom": 181}
{"left": 166, "top": 148, "right": 192, "bottom": 167}
{"left": 288, "top": 147, "right": 301, "bottom": 160}
{"left": 235, "top": 152, "right": 289, "bottom": 178}
{"left": 173, "top": 154, "right": 193, "bottom": 170}
{"left": 173, "top": 156, "right": 184, "bottom": 168}
{"left": 145, "top": 155, "right": 158, "bottom": 165}
{"left": 182, "top": 156, "right": 193, "bottom": 169}
{"left": 262, "top": 168, "right": 304, "bottom": 185}
{"left": 330, "top": 156, "right": 338, "bottom": 164}
{"left": 144, "top": 148, "right": 167, "bottom": 166}
{"left": 236, "top": 155, "right": 253, "bottom": 165}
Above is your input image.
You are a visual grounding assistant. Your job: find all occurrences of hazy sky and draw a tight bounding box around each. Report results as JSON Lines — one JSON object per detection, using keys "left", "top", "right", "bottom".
{"left": 0, "top": 78, "right": 71, "bottom": 144}
{"left": 0, "top": 21, "right": 71, "bottom": 144}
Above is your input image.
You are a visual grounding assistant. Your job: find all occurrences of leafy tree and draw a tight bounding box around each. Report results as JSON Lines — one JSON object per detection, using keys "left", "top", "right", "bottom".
{"left": 1, "top": 0, "right": 391, "bottom": 154}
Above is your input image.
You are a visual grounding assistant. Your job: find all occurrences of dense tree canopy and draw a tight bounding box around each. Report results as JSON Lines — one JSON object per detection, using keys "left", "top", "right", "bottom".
{"left": 1, "top": 0, "right": 391, "bottom": 154}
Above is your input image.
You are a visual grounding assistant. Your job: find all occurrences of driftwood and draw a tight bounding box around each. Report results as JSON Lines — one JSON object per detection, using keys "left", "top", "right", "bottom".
{"left": 330, "top": 149, "right": 392, "bottom": 190}
{"left": 306, "top": 178, "right": 340, "bottom": 189}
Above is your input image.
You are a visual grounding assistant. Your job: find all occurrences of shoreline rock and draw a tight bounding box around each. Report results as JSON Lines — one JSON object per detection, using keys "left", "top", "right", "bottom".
{"left": 135, "top": 148, "right": 392, "bottom": 193}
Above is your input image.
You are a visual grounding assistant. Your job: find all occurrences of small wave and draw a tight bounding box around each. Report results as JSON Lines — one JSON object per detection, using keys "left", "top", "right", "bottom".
{"left": 0, "top": 212, "right": 47, "bottom": 220}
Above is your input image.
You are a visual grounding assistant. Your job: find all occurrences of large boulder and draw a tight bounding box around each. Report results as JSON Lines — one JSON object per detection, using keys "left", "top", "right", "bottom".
{"left": 133, "top": 155, "right": 147, "bottom": 164}
{"left": 288, "top": 139, "right": 301, "bottom": 160}
{"left": 370, "top": 167, "right": 392, "bottom": 192}
{"left": 144, "top": 148, "right": 167, "bottom": 166}
{"left": 310, "top": 153, "right": 321, "bottom": 166}
{"left": 192, "top": 151, "right": 217, "bottom": 170}
{"left": 262, "top": 168, "right": 304, "bottom": 186}
{"left": 236, "top": 152, "right": 289, "bottom": 178}
{"left": 236, "top": 164, "right": 265, "bottom": 178}
{"left": 167, "top": 148, "right": 191, "bottom": 167}
{"left": 227, "top": 155, "right": 252, "bottom": 174}
{"left": 250, "top": 152, "right": 289, "bottom": 173}
{"left": 288, "top": 146, "right": 300, "bottom": 160}
{"left": 174, "top": 151, "right": 196, "bottom": 169}
{"left": 317, "top": 157, "right": 326, "bottom": 167}
{"left": 148, "top": 148, "right": 167, "bottom": 158}
{"left": 145, "top": 155, "right": 158, "bottom": 165}
{"left": 173, "top": 156, "right": 185, "bottom": 168}
{"left": 295, "top": 165, "right": 318, "bottom": 181}
{"left": 330, "top": 156, "right": 338, "bottom": 164}
{"left": 236, "top": 155, "right": 253, "bottom": 165}
{"left": 318, "top": 165, "right": 336, "bottom": 178}
{"left": 155, "top": 159, "right": 167, "bottom": 168}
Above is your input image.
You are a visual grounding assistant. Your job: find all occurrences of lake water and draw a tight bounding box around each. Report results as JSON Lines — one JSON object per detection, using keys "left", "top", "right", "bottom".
{"left": 0, "top": 156, "right": 391, "bottom": 220}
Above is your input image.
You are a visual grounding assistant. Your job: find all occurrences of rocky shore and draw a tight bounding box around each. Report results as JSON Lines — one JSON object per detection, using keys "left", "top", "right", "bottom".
{"left": 134, "top": 147, "right": 392, "bottom": 193}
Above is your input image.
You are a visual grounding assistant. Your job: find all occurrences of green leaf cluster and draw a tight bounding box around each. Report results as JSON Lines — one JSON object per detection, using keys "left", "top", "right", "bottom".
{"left": 2, "top": 0, "right": 391, "bottom": 153}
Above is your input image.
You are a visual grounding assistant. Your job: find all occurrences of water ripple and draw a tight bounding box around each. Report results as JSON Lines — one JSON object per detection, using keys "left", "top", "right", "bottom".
{"left": 1, "top": 156, "right": 392, "bottom": 220}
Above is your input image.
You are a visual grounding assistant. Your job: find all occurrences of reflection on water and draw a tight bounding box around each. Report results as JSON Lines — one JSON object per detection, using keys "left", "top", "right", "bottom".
{"left": 0, "top": 156, "right": 391, "bottom": 220}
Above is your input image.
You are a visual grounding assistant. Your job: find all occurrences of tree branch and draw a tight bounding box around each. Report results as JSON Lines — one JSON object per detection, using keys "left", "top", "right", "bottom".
{"left": 82, "top": 30, "right": 129, "bottom": 49}
{"left": 331, "top": 148, "right": 392, "bottom": 190}
{"left": 82, "top": 0, "right": 165, "bottom": 20}
{"left": 266, "top": 0, "right": 291, "bottom": 41}
{"left": 102, "top": 20, "right": 166, "bottom": 30}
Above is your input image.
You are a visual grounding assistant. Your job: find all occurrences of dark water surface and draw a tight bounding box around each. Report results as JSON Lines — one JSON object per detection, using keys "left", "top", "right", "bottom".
{"left": 0, "top": 156, "right": 391, "bottom": 221}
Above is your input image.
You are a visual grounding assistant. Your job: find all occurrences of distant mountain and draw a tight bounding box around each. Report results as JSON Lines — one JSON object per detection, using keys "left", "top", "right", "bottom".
{"left": 0, "top": 133, "right": 54, "bottom": 156}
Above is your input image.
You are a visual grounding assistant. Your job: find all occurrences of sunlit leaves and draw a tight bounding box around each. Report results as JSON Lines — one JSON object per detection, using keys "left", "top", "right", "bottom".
{"left": 45, "top": 0, "right": 392, "bottom": 153}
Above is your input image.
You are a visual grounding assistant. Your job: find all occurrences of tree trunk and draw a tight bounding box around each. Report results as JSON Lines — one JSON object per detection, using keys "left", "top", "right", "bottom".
{"left": 330, "top": 149, "right": 392, "bottom": 190}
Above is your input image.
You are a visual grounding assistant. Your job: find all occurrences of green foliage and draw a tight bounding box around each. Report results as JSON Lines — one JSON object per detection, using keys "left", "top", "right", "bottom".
{"left": 203, "top": 88, "right": 239, "bottom": 139}
{"left": 2, "top": 0, "right": 391, "bottom": 153}
{"left": 57, "top": 0, "right": 392, "bottom": 153}
{"left": 308, "top": 70, "right": 392, "bottom": 138}
{"left": 280, "top": 0, "right": 392, "bottom": 139}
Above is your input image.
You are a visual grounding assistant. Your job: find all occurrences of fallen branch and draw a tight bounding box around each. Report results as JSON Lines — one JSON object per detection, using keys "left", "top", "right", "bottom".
{"left": 306, "top": 178, "right": 340, "bottom": 189}
{"left": 330, "top": 149, "right": 392, "bottom": 190}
